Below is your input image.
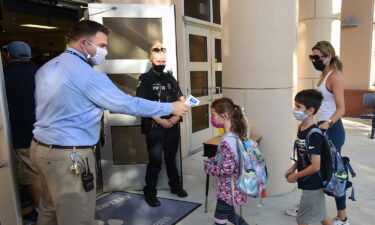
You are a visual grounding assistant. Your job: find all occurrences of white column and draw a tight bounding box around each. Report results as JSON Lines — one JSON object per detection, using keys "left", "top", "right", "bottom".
{"left": 221, "top": 0, "right": 298, "bottom": 195}
{"left": 298, "top": 0, "right": 342, "bottom": 90}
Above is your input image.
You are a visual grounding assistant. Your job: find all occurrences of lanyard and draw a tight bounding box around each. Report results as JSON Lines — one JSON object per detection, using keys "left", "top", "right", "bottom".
{"left": 64, "top": 49, "right": 93, "bottom": 67}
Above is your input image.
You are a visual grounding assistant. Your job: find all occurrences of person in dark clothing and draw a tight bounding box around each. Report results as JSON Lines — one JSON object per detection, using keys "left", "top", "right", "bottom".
{"left": 136, "top": 41, "right": 188, "bottom": 207}
{"left": 4, "top": 41, "right": 41, "bottom": 209}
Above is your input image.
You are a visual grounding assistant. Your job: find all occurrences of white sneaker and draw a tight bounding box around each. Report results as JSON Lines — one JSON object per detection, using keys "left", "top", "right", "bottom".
{"left": 334, "top": 217, "right": 350, "bottom": 225}
{"left": 285, "top": 204, "right": 299, "bottom": 217}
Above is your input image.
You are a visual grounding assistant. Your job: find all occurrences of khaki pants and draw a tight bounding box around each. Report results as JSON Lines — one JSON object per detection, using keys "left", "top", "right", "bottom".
{"left": 30, "top": 140, "right": 96, "bottom": 225}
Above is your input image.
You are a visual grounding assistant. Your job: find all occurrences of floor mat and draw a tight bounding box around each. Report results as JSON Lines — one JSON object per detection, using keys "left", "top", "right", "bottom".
{"left": 95, "top": 192, "right": 201, "bottom": 225}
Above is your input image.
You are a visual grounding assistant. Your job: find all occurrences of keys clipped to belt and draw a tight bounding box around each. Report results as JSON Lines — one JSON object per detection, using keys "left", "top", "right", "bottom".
{"left": 70, "top": 151, "right": 79, "bottom": 175}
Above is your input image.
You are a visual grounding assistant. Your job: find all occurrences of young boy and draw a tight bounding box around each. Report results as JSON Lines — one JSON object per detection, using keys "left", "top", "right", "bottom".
{"left": 285, "top": 89, "right": 333, "bottom": 225}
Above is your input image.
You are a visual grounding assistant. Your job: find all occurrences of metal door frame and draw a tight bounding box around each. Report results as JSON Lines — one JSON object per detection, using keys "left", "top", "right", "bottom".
{"left": 0, "top": 55, "right": 22, "bottom": 225}
{"left": 185, "top": 25, "right": 222, "bottom": 154}
{"left": 88, "top": 3, "right": 181, "bottom": 192}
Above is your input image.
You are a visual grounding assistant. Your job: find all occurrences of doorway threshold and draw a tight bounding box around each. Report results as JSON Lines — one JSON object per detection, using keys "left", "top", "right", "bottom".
{"left": 189, "top": 146, "right": 203, "bottom": 155}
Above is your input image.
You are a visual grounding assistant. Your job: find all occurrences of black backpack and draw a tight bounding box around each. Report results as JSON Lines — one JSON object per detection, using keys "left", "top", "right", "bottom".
{"left": 294, "top": 128, "right": 356, "bottom": 200}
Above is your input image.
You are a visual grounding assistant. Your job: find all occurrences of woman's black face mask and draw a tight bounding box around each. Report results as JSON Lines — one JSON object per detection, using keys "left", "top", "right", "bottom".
{"left": 309, "top": 55, "right": 327, "bottom": 71}
{"left": 312, "top": 60, "right": 326, "bottom": 71}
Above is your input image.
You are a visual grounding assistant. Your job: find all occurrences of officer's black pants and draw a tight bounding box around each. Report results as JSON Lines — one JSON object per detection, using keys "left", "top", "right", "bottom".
{"left": 144, "top": 125, "right": 181, "bottom": 198}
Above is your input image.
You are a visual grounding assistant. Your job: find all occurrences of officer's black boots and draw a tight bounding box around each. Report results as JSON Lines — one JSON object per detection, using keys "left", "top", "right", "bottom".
{"left": 144, "top": 186, "right": 161, "bottom": 207}
{"left": 171, "top": 187, "right": 188, "bottom": 198}
{"left": 145, "top": 197, "right": 161, "bottom": 207}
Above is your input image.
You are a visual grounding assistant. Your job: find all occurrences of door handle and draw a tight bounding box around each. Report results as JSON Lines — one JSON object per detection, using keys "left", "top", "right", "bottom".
{"left": 208, "top": 86, "right": 214, "bottom": 102}
{"left": 214, "top": 87, "right": 221, "bottom": 95}
{"left": 211, "top": 87, "right": 221, "bottom": 101}
{"left": 0, "top": 163, "right": 4, "bottom": 168}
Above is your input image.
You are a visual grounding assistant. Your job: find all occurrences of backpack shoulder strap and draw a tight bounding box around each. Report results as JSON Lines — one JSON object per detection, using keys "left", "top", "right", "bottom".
{"left": 228, "top": 134, "right": 243, "bottom": 166}
{"left": 305, "top": 127, "right": 323, "bottom": 152}
{"left": 300, "top": 127, "right": 324, "bottom": 182}
{"left": 307, "top": 127, "right": 323, "bottom": 138}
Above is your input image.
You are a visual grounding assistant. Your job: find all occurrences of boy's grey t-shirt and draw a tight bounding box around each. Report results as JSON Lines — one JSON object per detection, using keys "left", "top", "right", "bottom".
{"left": 296, "top": 124, "right": 324, "bottom": 190}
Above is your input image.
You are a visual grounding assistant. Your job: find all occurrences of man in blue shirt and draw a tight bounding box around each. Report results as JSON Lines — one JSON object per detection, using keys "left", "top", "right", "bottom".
{"left": 30, "top": 20, "right": 189, "bottom": 225}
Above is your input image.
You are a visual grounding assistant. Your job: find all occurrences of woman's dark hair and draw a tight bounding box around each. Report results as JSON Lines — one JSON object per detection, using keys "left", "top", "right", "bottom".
{"left": 211, "top": 98, "right": 247, "bottom": 139}
{"left": 312, "top": 41, "right": 343, "bottom": 72}
{"left": 294, "top": 89, "right": 324, "bottom": 115}
{"left": 68, "top": 20, "right": 110, "bottom": 42}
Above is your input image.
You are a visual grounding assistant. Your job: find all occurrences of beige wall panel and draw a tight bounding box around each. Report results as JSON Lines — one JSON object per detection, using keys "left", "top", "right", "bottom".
{"left": 341, "top": 0, "right": 373, "bottom": 90}
{"left": 224, "top": 88, "right": 296, "bottom": 195}
{"left": 222, "top": 0, "right": 297, "bottom": 195}
{"left": 222, "top": 0, "right": 297, "bottom": 89}
{"left": 222, "top": 89, "right": 246, "bottom": 109}
{"left": 299, "top": 0, "right": 315, "bottom": 20}
{"left": 315, "top": 0, "right": 342, "bottom": 19}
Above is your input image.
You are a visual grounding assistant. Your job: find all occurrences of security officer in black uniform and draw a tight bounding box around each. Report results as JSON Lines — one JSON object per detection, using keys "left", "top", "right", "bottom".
{"left": 136, "top": 44, "right": 188, "bottom": 207}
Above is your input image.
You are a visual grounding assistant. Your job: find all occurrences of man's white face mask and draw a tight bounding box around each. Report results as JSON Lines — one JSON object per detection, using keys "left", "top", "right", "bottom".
{"left": 82, "top": 40, "right": 108, "bottom": 65}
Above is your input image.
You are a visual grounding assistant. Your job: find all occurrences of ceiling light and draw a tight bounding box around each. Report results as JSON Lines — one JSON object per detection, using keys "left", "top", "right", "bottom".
{"left": 20, "top": 24, "right": 58, "bottom": 29}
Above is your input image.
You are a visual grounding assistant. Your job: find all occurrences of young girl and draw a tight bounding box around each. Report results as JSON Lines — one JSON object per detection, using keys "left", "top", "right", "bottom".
{"left": 204, "top": 98, "right": 249, "bottom": 225}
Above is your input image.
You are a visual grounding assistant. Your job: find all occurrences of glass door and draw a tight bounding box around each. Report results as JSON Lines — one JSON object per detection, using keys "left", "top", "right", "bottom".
{"left": 186, "top": 25, "right": 222, "bottom": 154}
{"left": 212, "top": 30, "right": 223, "bottom": 99}
{"left": 88, "top": 4, "right": 180, "bottom": 192}
{"left": 0, "top": 55, "right": 22, "bottom": 225}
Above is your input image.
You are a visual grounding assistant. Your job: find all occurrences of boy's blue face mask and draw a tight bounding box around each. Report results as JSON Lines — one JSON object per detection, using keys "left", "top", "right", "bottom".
{"left": 293, "top": 110, "right": 309, "bottom": 121}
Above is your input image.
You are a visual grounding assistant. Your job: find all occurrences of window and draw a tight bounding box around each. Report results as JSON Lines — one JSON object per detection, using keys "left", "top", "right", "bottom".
{"left": 192, "top": 105, "right": 209, "bottom": 133}
{"left": 215, "top": 71, "right": 222, "bottom": 94}
{"left": 107, "top": 73, "right": 141, "bottom": 97}
{"left": 190, "top": 71, "right": 209, "bottom": 97}
{"left": 103, "top": 18, "right": 162, "bottom": 60}
{"left": 215, "top": 38, "right": 222, "bottom": 62}
{"left": 213, "top": 0, "right": 221, "bottom": 24}
{"left": 184, "top": 0, "right": 210, "bottom": 22}
{"left": 184, "top": 0, "right": 221, "bottom": 24}
{"left": 189, "top": 34, "right": 208, "bottom": 62}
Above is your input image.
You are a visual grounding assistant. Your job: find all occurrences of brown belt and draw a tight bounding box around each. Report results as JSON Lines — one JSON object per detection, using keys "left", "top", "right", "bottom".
{"left": 33, "top": 138, "right": 95, "bottom": 150}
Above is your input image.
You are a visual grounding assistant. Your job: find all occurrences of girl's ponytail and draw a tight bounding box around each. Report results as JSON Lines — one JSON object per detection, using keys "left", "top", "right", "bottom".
{"left": 231, "top": 104, "right": 247, "bottom": 139}
{"left": 211, "top": 98, "right": 248, "bottom": 139}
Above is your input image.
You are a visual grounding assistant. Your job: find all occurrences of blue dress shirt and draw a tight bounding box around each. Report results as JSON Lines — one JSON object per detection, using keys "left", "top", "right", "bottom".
{"left": 33, "top": 47, "right": 173, "bottom": 146}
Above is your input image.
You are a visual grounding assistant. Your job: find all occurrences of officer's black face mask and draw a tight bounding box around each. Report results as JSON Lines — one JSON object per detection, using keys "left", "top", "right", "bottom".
{"left": 153, "top": 64, "right": 166, "bottom": 73}
{"left": 312, "top": 59, "right": 326, "bottom": 71}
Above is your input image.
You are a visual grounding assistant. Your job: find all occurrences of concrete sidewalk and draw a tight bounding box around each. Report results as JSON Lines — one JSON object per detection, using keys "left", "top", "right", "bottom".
{"left": 154, "top": 118, "right": 374, "bottom": 225}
